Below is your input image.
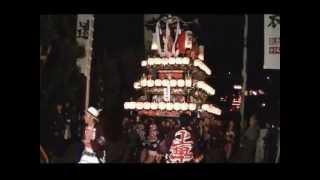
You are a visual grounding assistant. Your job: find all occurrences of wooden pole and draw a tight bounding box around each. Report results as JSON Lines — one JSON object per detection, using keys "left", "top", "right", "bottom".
{"left": 240, "top": 14, "right": 248, "bottom": 131}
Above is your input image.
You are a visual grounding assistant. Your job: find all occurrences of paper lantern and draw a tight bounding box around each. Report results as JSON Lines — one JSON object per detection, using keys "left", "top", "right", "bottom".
{"left": 136, "top": 102, "right": 144, "bottom": 110}
{"left": 141, "top": 79, "right": 147, "bottom": 87}
{"left": 175, "top": 57, "right": 182, "bottom": 65}
{"left": 170, "top": 79, "right": 177, "bottom": 87}
{"left": 184, "top": 57, "right": 190, "bottom": 64}
{"left": 166, "top": 103, "right": 173, "bottom": 111}
{"left": 147, "top": 58, "right": 153, "bottom": 66}
{"left": 155, "top": 79, "right": 162, "bottom": 87}
{"left": 141, "top": 60, "right": 147, "bottom": 67}
{"left": 185, "top": 79, "right": 192, "bottom": 87}
{"left": 181, "top": 103, "right": 189, "bottom": 111}
{"left": 202, "top": 104, "right": 209, "bottom": 111}
{"left": 151, "top": 102, "right": 158, "bottom": 110}
{"left": 177, "top": 79, "right": 185, "bottom": 87}
{"left": 169, "top": 57, "right": 175, "bottom": 65}
{"left": 124, "top": 102, "right": 129, "bottom": 109}
{"left": 129, "top": 102, "right": 136, "bottom": 109}
{"left": 133, "top": 82, "right": 141, "bottom": 89}
{"left": 189, "top": 103, "right": 196, "bottom": 111}
{"left": 162, "top": 58, "right": 169, "bottom": 65}
{"left": 197, "top": 81, "right": 204, "bottom": 89}
{"left": 162, "top": 79, "right": 169, "bottom": 87}
{"left": 155, "top": 58, "right": 161, "bottom": 65}
{"left": 147, "top": 79, "right": 154, "bottom": 87}
{"left": 143, "top": 102, "right": 151, "bottom": 110}
{"left": 159, "top": 102, "right": 166, "bottom": 110}
{"left": 198, "top": 45, "right": 204, "bottom": 60}
{"left": 173, "top": 103, "right": 181, "bottom": 111}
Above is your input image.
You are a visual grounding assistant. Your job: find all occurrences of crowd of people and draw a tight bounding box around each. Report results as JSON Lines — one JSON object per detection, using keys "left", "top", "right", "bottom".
{"left": 41, "top": 104, "right": 280, "bottom": 163}
{"left": 42, "top": 101, "right": 85, "bottom": 162}
{"left": 119, "top": 112, "right": 280, "bottom": 163}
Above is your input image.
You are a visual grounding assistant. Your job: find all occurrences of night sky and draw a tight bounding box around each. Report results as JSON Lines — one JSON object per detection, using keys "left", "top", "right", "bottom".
{"left": 93, "top": 14, "right": 270, "bottom": 92}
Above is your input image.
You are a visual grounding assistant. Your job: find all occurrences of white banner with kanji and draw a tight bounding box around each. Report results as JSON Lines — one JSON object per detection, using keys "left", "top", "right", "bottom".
{"left": 264, "top": 14, "right": 280, "bottom": 70}
{"left": 76, "top": 14, "right": 94, "bottom": 76}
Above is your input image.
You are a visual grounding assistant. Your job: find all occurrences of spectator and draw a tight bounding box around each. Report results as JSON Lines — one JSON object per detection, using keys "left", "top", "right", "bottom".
{"left": 225, "top": 120, "right": 236, "bottom": 162}
{"left": 263, "top": 121, "right": 278, "bottom": 163}
{"left": 49, "top": 103, "right": 65, "bottom": 157}
{"left": 240, "top": 115, "right": 260, "bottom": 163}
{"left": 62, "top": 101, "right": 72, "bottom": 147}
{"left": 255, "top": 121, "right": 268, "bottom": 163}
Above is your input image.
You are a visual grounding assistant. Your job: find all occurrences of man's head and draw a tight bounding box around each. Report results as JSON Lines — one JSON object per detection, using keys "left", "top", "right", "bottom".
{"left": 84, "top": 107, "right": 100, "bottom": 125}
{"left": 65, "top": 101, "right": 71, "bottom": 108}
{"left": 249, "top": 115, "right": 257, "bottom": 127}
{"left": 56, "top": 104, "right": 63, "bottom": 114}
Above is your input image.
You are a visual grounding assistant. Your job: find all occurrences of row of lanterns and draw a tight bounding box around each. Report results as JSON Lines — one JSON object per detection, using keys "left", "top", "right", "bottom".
{"left": 124, "top": 101, "right": 221, "bottom": 115}
{"left": 141, "top": 57, "right": 190, "bottom": 67}
{"left": 196, "top": 81, "right": 215, "bottom": 95}
{"left": 140, "top": 58, "right": 211, "bottom": 76}
{"left": 134, "top": 78, "right": 193, "bottom": 89}
{"left": 134, "top": 78, "right": 215, "bottom": 96}
{"left": 124, "top": 101, "right": 196, "bottom": 111}
{"left": 201, "top": 104, "right": 222, "bottom": 115}
{"left": 193, "top": 60, "right": 211, "bottom": 75}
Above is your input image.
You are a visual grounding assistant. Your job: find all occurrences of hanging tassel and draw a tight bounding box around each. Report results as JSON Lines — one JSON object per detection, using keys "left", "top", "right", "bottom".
{"left": 151, "top": 33, "right": 158, "bottom": 50}
{"left": 172, "top": 19, "right": 181, "bottom": 56}
{"left": 164, "top": 21, "right": 170, "bottom": 57}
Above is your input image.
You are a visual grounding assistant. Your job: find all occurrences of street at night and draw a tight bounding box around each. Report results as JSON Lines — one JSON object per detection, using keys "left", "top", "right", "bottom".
{"left": 40, "top": 14, "right": 280, "bottom": 164}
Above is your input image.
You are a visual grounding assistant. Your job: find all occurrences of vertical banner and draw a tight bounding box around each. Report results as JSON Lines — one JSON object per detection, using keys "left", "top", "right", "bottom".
{"left": 264, "top": 14, "right": 280, "bottom": 70}
{"left": 76, "top": 14, "right": 95, "bottom": 110}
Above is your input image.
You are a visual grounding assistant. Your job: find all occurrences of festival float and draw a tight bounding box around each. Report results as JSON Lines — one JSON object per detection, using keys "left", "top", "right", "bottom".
{"left": 123, "top": 14, "right": 222, "bottom": 163}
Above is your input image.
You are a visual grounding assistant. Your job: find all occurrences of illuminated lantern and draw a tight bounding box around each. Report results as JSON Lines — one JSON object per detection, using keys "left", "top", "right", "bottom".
{"left": 151, "top": 102, "right": 158, "bottom": 110}
{"left": 155, "top": 79, "right": 162, "bottom": 87}
{"left": 129, "top": 102, "right": 136, "bottom": 109}
{"left": 143, "top": 102, "right": 151, "bottom": 110}
{"left": 189, "top": 103, "right": 196, "bottom": 111}
{"left": 141, "top": 60, "right": 147, "bottom": 67}
{"left": 185, "top": 78, "right": 192, "bottom": 87}
{"left": 162, "top": 79, "right": 169, "bottom": 87}
{"left": 133, "top": 82, "right": 141, "bottom": 89}
{"left": 198, "top": 45, "right": 204, "bottom": 60}
{"left": 155, "top": 58, "right": 161, "bottom": 65}
{"left": 169, "top": 57, "right": 175, "bottom": 65}
{"left": 181, "top": 103, "right": 189, "bottom": 111}
{"left": 147, "top": 58, "right": 153, "bottom": 66}
{"left": 159, "top": 102, "right": 166, "bottom": 110}
{"left": 196, "top": 81, "right": 203, "bottom": 89}
{"left": 173, "top": 103, "right": 181, "bottom": 111}
{"left": 194, "top": 59, "right": 200, "bottom": 67}
{"left": 177, "top": 79, "right": 185, "bottom": 87}
{"left": 141, "top": 78, "right": 147, "bottom": 87}
{"left": 208, "top": 87, "right": 215, "bottom": 95}
{"left": 170, "top": 79, "right": 177, "bottom": 87}
{"left": 202, "top": 104, "right": 209, "bottom": 111}
{"left": 136, "top": 102, "right": 144, "bottom": 110}
{"left": 184, "top": 57, "right": 190, "bottom": 64}
{"left": 175, "top": 57, "right": 182, "bottom": 65}
{"left": 124, "top": 102, "right": 129, "bottom": 109}
{"left": 163, "top": 58, "right": 169, "bottom": 65}
{"left": 166, "top": 103, "right": 173, "bottom": 111}
{"left": 147, "top": 79, "right": 154, "bottom": 87}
